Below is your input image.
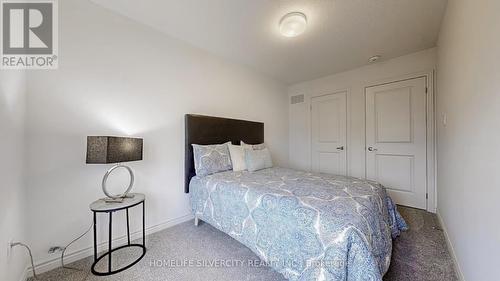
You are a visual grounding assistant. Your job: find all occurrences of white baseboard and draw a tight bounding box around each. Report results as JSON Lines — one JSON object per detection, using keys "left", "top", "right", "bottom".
{"left": 436, "top": 210, "right": 466, "bottom": 281}
{"left": 23, "top": 213, "right": 194, "bottom": 279}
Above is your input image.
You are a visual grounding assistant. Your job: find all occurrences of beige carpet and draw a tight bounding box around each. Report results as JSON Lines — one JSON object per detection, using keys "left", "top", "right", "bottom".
{"left": 29, "top": 206, "right": 458, "bottom": 281}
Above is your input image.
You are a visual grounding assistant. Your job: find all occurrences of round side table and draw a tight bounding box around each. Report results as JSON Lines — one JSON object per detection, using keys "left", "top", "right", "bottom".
{"left": 89, "top": 193, "right": 146, "bottom": 276}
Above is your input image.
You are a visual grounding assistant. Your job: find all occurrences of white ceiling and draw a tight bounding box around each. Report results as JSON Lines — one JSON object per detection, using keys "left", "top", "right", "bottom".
{"left": 91, "top": 0, "right": 448, "bottom": 84}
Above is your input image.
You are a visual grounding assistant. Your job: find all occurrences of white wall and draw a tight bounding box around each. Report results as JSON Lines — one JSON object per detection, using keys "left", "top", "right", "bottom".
{"left": 25, "top": 0, "right": 288, "bottom": 270}
{"left": 436, "top": 0, "right": 500, "bottom": 280}
{"left": 0, "top": 71, "right": 27, "bottom": 281}
{"left": 288, "top": 48, "right": 436, "bottom": 177}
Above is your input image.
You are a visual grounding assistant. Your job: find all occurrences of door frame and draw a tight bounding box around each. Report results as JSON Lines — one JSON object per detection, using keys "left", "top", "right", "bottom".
{"left": 309, "top": 90, "right": 350, "bottom": 176}
{"left": 364, "top": 70, "right": 436, "bottom": 213}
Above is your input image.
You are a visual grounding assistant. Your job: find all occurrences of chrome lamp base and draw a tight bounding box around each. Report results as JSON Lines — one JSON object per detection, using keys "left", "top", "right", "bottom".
{"left": 102, "top": 164, "right": 135, "bottom": 203}
{"left": 103, "top": 194, "right": 135, "bottom": 203}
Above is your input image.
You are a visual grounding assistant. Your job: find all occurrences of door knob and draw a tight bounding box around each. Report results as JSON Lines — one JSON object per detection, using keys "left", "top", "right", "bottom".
{"left": 336, "top": 146, "right": 344, "bottom": 151}
{"left": 367, "top": 146, "right": 378, "bottom": 152}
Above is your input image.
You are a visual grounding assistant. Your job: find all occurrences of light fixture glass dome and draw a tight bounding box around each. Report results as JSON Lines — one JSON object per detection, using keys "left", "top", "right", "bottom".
{"left": 280, "top": 12, "right": 307, "bottom": 37}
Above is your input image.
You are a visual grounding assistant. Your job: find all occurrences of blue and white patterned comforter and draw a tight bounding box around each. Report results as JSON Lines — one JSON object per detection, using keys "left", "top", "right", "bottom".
{"left": 190, "top": 167, "right": 407, "bottom": 281}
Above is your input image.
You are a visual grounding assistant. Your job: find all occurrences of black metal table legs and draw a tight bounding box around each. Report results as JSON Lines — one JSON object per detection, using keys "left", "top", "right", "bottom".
{"left": 91, "top": 201, "right": 146, "bottom": 276}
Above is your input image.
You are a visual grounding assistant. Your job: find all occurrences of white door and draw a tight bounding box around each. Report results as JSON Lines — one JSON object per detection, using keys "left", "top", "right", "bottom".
{"left": 311, "top": 92, "right": 347, "bottom": 176}
{"left": 366, "top": 77, "right": 427, "bottom": 209}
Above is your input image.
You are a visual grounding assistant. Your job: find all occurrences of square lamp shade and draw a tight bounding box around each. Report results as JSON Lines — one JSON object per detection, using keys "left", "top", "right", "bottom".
{"left": 86, "top": 136, "right": 143, "bottom": 164}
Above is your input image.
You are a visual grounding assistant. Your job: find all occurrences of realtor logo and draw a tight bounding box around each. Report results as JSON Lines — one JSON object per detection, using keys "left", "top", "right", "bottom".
{"left": 1, "top": 0, "right": 58, "bottom": 69}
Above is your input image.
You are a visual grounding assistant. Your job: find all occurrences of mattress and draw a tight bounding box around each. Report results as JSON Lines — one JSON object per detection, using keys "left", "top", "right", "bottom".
{"left": 189, "top": 167, "right": 407, "bottom": 281}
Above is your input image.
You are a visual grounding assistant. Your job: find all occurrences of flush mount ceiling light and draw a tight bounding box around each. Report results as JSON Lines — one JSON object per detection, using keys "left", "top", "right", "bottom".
{"left": 368, "top": 55, "right": 382, "bottom": 63}
{"left": 279, "top": 12, "right": 307, "bottom": 37}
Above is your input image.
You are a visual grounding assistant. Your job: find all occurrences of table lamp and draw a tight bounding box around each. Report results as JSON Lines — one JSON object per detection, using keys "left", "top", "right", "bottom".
{"left": 86, "top": 136, "right": 143, "bottom": 202}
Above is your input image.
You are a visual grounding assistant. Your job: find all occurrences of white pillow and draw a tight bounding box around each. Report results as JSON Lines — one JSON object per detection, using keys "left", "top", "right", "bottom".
{"left": 228, "top": 144, "right": 247, "bottom": 171}
{"left": 240, "top": 141, "right": 266, "bottom": 150}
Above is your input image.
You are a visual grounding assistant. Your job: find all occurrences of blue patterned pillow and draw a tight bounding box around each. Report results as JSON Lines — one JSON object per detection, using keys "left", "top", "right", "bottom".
{"left": 245, "top": 147, "right": 273, "bottom": 172}
{"left": 192, "top": 142, "right": 232, "bottom": 176}
{"left": 240, "top": 141, "right": 266, "bottom": 150}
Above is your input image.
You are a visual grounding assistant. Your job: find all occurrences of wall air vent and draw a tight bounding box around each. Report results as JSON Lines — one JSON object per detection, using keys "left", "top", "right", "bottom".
{"left": 290, "top": 94, "right": 305, "bottom": 104}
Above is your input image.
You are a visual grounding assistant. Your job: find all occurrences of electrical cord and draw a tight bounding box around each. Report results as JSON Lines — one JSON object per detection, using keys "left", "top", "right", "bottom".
{"left": 60, "top": 223, "right": 93, "bottom": 271}
{"left": 10, "top": 224, "right": 93, "bottom": 281}
{"left": 10, "top": 242, "right": 38, "bottom": 280}
{"left": 58, "top": 223, "right": 93, "bottom": 281}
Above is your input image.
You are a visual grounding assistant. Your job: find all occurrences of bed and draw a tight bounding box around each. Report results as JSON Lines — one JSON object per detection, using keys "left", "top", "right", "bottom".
{"left": 185, "top": 114, "right": 407, "bottom": 281}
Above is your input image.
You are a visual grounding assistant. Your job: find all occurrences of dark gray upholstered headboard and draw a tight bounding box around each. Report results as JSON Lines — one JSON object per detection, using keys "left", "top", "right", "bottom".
{"left": 184, "top": 114, "right": 264, "bottom": 193}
